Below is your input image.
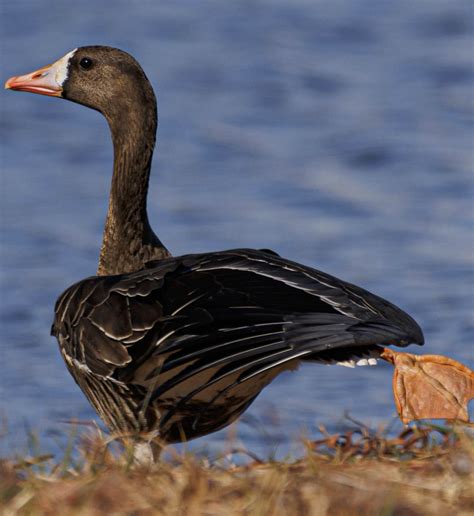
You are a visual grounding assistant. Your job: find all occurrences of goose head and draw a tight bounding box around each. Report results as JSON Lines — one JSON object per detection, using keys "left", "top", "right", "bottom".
{"left": 5, "top": 46, "right": 156, "bottom": 123}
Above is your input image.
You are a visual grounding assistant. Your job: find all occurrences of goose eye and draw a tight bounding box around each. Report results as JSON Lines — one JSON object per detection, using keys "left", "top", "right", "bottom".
{"left": 79, "top": 57, "right": 93, "bottom": 70}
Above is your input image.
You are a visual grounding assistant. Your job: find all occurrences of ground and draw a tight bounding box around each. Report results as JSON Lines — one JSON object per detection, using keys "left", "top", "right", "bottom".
{"left": 1, "top": 423, "right": 472, "bottom": 515}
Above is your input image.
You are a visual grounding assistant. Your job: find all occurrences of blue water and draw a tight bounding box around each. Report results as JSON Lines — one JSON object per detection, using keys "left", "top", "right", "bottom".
{"left": 1, "top": 1, "right": 473, "bottom": 459}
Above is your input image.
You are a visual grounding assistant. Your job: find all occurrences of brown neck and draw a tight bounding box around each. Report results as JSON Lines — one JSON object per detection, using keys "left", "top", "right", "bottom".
{"left": 97, "top": 91, "right": 170, "bottom": 276}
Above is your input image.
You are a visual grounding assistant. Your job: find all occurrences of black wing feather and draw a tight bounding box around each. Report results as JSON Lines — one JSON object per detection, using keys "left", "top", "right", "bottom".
{"left": 52, "top": 248, "right": 423, "bottom": 441}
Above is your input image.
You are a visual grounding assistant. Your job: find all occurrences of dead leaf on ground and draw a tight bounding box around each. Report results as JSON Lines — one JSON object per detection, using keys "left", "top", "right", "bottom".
{"left": 380, "top": 348, "right": 474, "bottom": 424}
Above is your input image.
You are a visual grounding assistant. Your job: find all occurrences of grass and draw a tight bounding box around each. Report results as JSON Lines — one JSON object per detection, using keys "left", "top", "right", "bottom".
{"left": 1, "top": 422, "right": 473, "bottom": 515}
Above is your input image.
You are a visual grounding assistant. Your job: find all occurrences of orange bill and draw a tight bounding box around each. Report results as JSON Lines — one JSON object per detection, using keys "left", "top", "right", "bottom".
{"left": 5, "top": 49, "right": 76, "bottom": 97}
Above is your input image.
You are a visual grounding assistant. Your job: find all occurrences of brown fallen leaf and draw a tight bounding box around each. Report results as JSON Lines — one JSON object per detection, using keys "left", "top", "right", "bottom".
{"left": 380, "top": 348, "right": 474, "bottom": 424}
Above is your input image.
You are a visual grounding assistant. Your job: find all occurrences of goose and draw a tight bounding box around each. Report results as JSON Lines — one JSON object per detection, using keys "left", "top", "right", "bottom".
{"left": 5, "top": 46, "right": 423, "bottom": 461}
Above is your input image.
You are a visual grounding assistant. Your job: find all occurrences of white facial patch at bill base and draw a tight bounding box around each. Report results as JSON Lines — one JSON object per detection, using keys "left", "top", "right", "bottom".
{"left": 53, "top": 48, "right": 77, "bottom": 86}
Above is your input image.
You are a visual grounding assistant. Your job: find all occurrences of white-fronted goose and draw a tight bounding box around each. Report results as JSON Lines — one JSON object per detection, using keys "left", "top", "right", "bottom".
{"left": 6, "top": 46, "right": 424, "bottom": 460}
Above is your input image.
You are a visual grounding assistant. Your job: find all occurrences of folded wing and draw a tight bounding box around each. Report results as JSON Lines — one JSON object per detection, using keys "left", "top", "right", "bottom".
{"left": 52, "top": 249, "right": 423, "bottom": 440}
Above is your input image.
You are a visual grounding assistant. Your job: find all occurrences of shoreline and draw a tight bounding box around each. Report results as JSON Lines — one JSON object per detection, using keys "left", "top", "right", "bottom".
{"left": 2, "top": 423, "right": 472, "bottom": 515}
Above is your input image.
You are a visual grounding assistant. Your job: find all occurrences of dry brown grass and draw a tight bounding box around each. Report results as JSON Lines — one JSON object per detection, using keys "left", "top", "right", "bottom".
{"left": 1, "top": 423, "right": 473, "bottom": 515}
